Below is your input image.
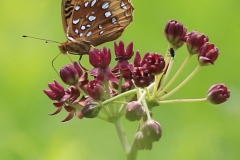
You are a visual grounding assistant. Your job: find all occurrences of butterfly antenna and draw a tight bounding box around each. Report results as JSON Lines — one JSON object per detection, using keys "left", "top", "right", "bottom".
{"left": 22, "top": 35, "right": 61, "bottom": 44}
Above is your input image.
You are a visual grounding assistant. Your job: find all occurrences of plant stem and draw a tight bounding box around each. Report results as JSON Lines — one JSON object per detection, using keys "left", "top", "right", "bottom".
{"left": 102, "top": 89, "right": 136, "bottom": 106}
{"left": 157, "top": 54, "right": 192, "bottom": 97}
{"left": 114, "top": 118, "right": 130, "bottom": 154}
{"left": 127, "top": 144, "right": 138, "bottom": 160}
{"left": 158, "top": 97, "right": 207, "bottom": 104}
{"left": 160, "top": 64, "right": 201, "bottom": 100}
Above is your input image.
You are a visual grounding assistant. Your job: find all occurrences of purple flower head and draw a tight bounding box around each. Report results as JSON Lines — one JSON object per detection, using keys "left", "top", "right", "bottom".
{"left": 89, "top": 47, "right": 118, "bottom": 82}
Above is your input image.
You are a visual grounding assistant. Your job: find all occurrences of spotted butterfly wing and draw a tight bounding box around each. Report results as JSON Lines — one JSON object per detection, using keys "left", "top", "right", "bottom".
{"left": 59, "top": 0, "right": 134, "bottom": 55}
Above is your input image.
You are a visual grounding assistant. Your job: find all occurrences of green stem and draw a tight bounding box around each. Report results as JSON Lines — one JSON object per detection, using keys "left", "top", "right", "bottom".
{"left": 96, "top": 115, "right": 110, "bottom": 122}
{"left": 118, "top": 74, "right": 123, "bottom": 94}
{"left": 127, "top": 143, "right": 138, "bottom": 160}
{"left": 151, "top": 74, "right": 161, "bottom": 99}
{"left": 160, "top": 64, "right": 202, "bottom": 100}
{"left": 102, "top": 89, "right": 136, "bottom": 106}
{"left": 75, "top": 85, "right": 87, "bottom": 97}
{"left": 65, "top": 101, "right": 82, "bottom": 110}
{"left": 103, "top": 79, "right": 114, "bottom": 115}
{"left": 158, "top": 97, "right": 207, "bottom": 104}
{"left": 118, "top": 94, "right": 136, "bottom": 117}
{"left": 157, "top": 54, "right": 192, "bottom": 97}
{"left": 151, "top": 46, "right": 172, "bottom": 99}
{"left": 114, "top": 119, "right": 130, "bottom": 153}
{"left": 160, "top": 58, "right": 175, "bottom": 88}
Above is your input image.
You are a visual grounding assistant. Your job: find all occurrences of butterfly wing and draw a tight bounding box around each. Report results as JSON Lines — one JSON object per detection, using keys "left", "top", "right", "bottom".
{"left": 61, "top": 0, "right": 77, "bottom": 36}
{"left": 83, "top": 0, "right": 134, "bottom": 46}
{"left": 62, "top": 0, "right": 133, "bottom": 45}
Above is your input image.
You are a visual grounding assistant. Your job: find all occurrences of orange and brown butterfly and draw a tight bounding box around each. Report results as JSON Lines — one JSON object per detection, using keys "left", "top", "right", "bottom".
{"left": 59, "top": 0, "right": 134, "bottom": 55}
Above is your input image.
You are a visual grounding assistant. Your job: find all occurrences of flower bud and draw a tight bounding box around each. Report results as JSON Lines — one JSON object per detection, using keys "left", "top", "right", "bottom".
{"left": 86, "top": 80, "right": 105, "bottom": 101}
{"left": 141, "top": 120, "right": 162, "bottom": 142}
{"left": 43, "top": 80, "right": 67, "bottom": 101}
{"left": 125, "top": 101, "right": 144, "bottom": 121}
{"left": 144, "top": 53, "right": 165, "bottom": 75}
{"left": 59, "top": 64, "right": 79, "bottom": 85}
{"left": 164, "top": 20, "right": 187, "bottom": 49}
{"left": 198, "top": 42, "right": 219, "bottom": 66}
{"left": 185, "top": 30, "right": 209, "bottom": 54}
{"left": 134, "top": 131, "right": 153, "bottom": 150}
{"left": 81, "top": 103, "right": 101, "bottom": 118}
{"left": 207, "top": 84, "right": 230, "bottom": 104}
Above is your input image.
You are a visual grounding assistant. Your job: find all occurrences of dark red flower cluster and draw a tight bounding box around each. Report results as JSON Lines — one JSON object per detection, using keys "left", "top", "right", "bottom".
{"left": 43, "top": 19, "right": 231, "bottom": 155}
{"left": 43, "top": 20, "right": 230, "bottom": 126}
{"left": 44, "top": 40, "right": 167, "bottom": 122}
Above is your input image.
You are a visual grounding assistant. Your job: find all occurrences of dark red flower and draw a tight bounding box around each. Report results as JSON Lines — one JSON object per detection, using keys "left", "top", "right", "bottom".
{"left": 134, "top": 51, "right": 150, "bottom": 67}
{"left": 198, "top": 42, "right": 219, "bottom": 66}
{"left": 112, "top": 41, "right": 134, "bottom": 80}
{"left": 185, "top": 30, "right": 209, "bottom": 55}
{"left": 132, "top": 67, "right": 154, "bottom": 88}
{"left": 89, "top": 47, "right": 111, "bottom": 68}
{"left": 114, "top": 41, "right": 133, "bottom": 61}
{"left": 89, "top": 47, "right": 118, "bottom": 82}
{"left": 164, "top": 20, "right": 187, "bottom": 49}
{"left": 207, "top": 84, "right": 230, "bottom": 104}
{"left": 43, "top": 80, "right": 69, "bottom": 102}
{"left": 144, "top": 53, "right": 165, "bottom": 75}
{"left": 86, "top": 80, "right": 105, "bottom": 101}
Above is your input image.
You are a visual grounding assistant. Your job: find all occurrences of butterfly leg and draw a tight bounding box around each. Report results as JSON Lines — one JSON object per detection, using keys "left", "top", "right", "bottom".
{"left": 51, "top": 52, "right": 62, "bottom": 75}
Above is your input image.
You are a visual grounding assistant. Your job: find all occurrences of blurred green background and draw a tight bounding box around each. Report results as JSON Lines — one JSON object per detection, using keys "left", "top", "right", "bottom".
{"left": 1, "top": 0, "right": 239, "bottom": 160}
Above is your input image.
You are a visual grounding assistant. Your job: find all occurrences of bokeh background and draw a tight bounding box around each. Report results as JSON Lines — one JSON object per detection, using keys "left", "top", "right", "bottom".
{"left": 1, "top": 0, "right": 239, "bottom": 160}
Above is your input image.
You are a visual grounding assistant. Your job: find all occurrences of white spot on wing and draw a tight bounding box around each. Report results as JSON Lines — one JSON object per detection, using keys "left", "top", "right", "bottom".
{"left": 86, "top": 31, "right": 92, "bottom": 37}
{"left": 88, "top": 15, "right": 96, "bottom": 21}
{"left": 74, "top": 29, "right": 79, "bottom": 34}
{"left": 84, "top": 2, "right": 89, "bottom": 7}
{"left": 105, "top": 11, "right": 112, "bottom": 18}
{"left": 80, "top": 33, "right": 83, "bottom": 37}
{"left": 67, "top": 36, "right": 74, "bottom": 41}
{"left": 99, "top": 30, "right": 104, "bottom": 35}
{"left": 91, "top": 0, "right": 97, "bottom": 7}
{"left": 112, "top": 17, "right": 117, "bottom": 24}
{"left": 86, "top": 24, "right": 91, "bottom": 28}
{"left": 98, "top": 24, "right": 102, "bottom": 29}
{"left": 81, "top": 25, "right": 86, "bottom": 30}
{"left": 74, "top": 5, "right": 80, "bottom": 10}
{"left": 102, "top": 2, "right": 110, "bottom": 9}
{"left": 72, "top": 19, "right": 80, "bottom": 24}
{"left": 121, "top": 1, "right": 127, "bottom": 10}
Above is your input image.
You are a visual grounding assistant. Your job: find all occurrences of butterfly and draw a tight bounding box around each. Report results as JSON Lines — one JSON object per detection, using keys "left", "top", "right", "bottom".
{"left": 59, "top": 0, "right": 134, "bottom": 55}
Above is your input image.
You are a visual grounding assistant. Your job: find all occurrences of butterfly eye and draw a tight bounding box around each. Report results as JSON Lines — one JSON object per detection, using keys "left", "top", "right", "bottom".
{"left": 59, "top": 0, "right": 134, "bottom": 55}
